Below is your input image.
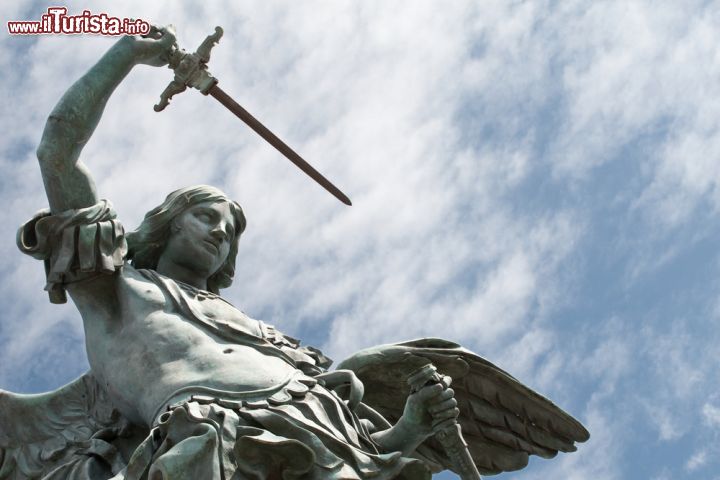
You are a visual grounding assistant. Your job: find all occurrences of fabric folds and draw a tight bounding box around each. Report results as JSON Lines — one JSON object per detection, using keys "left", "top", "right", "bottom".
{"left": 17, "top": 200, "right": 127, "bottom": 303}
{"left": 118, "top": 388, "right": 431, "bottom": 480}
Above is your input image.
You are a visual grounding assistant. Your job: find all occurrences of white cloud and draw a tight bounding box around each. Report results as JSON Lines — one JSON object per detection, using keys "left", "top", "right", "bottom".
{"left": 3, "top": 2, "right": 720, "bottom": 479}
{"left": 512, "top": 402, "right": 624, "bottom": 480}
{"left": 686, "top": 449, "right": 708, "bottom": 472}
{"left": 702, "top": 403, "right": 720, "bottom": 428}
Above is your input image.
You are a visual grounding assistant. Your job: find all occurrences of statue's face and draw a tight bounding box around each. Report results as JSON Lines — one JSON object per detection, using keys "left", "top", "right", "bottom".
{"left": 163, "top": 200, "right": 237, "bottom": 280}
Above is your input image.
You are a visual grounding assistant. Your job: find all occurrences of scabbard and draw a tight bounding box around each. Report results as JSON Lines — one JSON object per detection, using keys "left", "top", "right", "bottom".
{"left": 436, "top": 423, "right": 482, "bottom": 480}
{"left": 407, "top": 364, "right": 481, "bottom": 479}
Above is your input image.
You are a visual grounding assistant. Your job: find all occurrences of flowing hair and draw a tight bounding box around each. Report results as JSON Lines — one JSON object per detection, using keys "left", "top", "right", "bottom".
{"left": 126, "top": 185, "right": 247, "bottom": 293}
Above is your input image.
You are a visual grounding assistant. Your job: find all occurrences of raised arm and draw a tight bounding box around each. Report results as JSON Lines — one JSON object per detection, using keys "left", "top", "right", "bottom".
{"left": 37, "top": 28, "right": 176, "bottom": 213}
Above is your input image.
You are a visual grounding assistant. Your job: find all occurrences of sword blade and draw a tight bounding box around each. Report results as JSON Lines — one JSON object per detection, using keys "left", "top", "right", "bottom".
{"left": 208, "top": 85, "right": 352, "bottom": 206}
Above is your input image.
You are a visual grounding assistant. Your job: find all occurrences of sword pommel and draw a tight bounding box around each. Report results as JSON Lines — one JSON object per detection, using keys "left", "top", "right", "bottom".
{"left": 154, "top": 26, "right": 223, "bottom": 112}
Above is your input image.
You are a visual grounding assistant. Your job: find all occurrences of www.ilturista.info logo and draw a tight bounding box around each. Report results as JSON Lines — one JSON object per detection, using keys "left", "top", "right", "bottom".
{"left": 7, "top": 7, "right": 150, "bottom": 36}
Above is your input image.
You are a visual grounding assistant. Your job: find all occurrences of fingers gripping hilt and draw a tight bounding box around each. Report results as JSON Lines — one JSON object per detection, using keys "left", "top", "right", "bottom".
{"left": 407, "top": 364, "right": 482, "bottom": 480}
{"left": 408, "top": 364, "right": 448, "bottom": 393}
{"left": 154, "top": 26, "right": 223, "bottom": 112}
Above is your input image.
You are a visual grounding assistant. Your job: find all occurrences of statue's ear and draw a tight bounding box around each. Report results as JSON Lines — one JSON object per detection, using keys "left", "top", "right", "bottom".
{"left": 170, "top": 218, "right": 182, "bottom": 233}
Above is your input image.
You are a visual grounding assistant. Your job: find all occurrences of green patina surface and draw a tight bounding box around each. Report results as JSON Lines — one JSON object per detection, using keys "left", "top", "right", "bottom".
{"left": 0, "top": 27, "right": 587, "bottom": 480}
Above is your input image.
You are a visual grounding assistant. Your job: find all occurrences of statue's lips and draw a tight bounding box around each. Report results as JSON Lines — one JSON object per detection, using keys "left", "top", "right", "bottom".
{"left": 202, "top": 239, "right": 219, "bottom": 253}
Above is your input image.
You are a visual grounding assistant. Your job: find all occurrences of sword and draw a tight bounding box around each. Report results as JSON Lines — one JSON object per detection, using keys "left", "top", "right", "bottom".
{"left": 408, "top": 364, "right": 482, "bottom": 480}
{"left": 151, "top": 26, "right": 352, "bottom": 206}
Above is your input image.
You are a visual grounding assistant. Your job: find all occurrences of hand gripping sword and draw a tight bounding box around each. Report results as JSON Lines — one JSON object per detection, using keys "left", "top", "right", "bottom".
{"left": 408, "top": 364, "right": 482, "bottom": 480}
{"left": 152, "top": 26, "right": 352, "bottom": 206}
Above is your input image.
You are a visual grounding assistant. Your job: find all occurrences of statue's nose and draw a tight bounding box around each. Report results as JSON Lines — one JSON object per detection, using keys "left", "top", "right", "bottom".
{"left": 210, "top": 225, "right": 228, "bottom": 242}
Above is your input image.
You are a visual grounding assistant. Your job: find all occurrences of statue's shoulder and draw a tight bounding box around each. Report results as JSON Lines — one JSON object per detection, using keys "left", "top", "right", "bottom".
{"left": 18, "top": 200, "right": 126, "bottom": 304}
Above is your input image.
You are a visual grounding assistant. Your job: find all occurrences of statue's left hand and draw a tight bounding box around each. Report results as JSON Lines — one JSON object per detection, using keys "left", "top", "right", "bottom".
{"left": 119, "top": 25, "right": 177, "bottom": 67}
{"left": 401, "top": 380, "right": 459, "bottom": 439}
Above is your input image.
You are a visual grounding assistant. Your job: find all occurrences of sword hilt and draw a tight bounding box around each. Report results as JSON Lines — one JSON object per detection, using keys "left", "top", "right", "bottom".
{"left": 149, "top": 25, "right": 352, "bottom": 205}
{"left": 154, "top": 26, "right": 223, "bottom": 112}
{"left": 407, "top": 364, "right": 482, "bottom": 480}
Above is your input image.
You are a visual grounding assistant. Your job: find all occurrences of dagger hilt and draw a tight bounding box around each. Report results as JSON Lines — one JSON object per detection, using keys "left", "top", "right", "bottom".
{"left": 407, "top": 364, "right": 482, "bottom": 480}
{"left": 154, "top": 26, "right": 224, "bottom": 112}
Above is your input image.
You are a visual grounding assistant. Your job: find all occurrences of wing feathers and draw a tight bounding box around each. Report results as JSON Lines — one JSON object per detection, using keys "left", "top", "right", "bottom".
{"left": 459, "top": 403, "right": 558, "bottom": 458}
{"left": 0, "top": 374, "right": 132, "bottom": 480}
{"left": 463, "top": 433, "right": 529, "bottom": 473}
{"left": 338, "top": 339, "right": 589, "bottom": 475}
{"left": 462, "top": 356, "right": 589, "bottom": 443}
{"left": 465, "top": 395, "right": 566, "bottom": 453}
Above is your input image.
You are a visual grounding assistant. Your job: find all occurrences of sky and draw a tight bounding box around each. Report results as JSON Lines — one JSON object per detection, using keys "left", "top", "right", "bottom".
{"left": 1, "top": 1, "right": 719, "bottom": 479}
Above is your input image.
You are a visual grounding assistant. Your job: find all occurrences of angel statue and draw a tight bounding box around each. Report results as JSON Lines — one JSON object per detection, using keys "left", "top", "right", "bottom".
{"left": 0, "top": 27, "right": 589, "bottom": 480}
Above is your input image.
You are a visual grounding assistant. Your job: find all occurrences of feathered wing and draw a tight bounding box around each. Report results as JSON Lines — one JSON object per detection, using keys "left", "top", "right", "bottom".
{"left": 0, "top": 373, "right": 144, "bottom": 480}
{"left": 337, "top": 338, "right": 590, "bottom": 476}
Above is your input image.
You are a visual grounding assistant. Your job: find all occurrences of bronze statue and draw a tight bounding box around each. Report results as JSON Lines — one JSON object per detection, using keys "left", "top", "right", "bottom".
{"left": 0, "top": 27, "right": 588, "bottom": 480}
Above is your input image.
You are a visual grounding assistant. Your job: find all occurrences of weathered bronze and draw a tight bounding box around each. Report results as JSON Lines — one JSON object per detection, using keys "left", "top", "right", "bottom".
{"left": 407, "top": 365, "right": 480, "bottom": 480}
{"left": 0, "top": 26, "right": 588, "bottom": 480}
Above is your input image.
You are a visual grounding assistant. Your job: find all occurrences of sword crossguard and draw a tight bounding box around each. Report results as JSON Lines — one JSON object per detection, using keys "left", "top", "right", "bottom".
{"left": 154, "top": 26, "right": 224, "bottom": 112}
{"left": 148, "top": 24, "right": 352, "bottom": 205}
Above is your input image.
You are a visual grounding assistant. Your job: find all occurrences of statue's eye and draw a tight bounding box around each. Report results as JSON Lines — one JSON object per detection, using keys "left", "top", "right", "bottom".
{"left": 195, "top": 212, "right": 212, "bottom": 222}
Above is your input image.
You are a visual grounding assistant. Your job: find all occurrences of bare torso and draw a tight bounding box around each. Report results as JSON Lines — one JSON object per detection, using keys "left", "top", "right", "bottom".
{"left": 68, "top": 266, "right": 298, "bottom": 426}
{"left": 26, "top": 32, "right": 450, "bottom": 464}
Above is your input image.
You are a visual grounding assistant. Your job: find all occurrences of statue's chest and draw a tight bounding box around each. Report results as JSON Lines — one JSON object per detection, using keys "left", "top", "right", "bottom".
{"left": 117, "top": 270, "right": 264, "bottom": 342}
{"left": 176, "top": 285, "right": 262, "bottom": 338}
